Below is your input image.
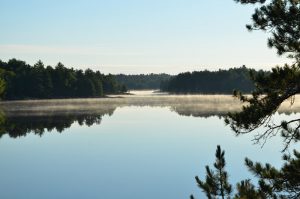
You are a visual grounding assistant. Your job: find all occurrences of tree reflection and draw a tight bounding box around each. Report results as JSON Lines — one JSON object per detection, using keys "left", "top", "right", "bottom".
{"left": 1, "top": 96, "right": 300, "bottom": 139}
{"left": 0, "top": 108, "right": 116, "bottom": 138}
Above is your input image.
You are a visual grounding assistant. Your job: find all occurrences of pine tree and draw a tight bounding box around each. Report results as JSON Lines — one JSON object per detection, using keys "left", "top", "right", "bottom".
{"left": 191, "top": 146, "right": 300, "bottom": 199}
{"left": 225, "top": 64, "right": 300, "bottom": 150}
{"left": 244, "top": 150, "right": 300, "bottom": 199}
{"left": 192, "top": 145, "right": 232, "bottom": 199}
{"left": 225, "top": 0, "right": 300, "bottom": 150}
{"left": 234, "top": 180, "right": 266, "bottom": 199}
{"left": 193, "top": 1, "right": 300, "bottom": 198}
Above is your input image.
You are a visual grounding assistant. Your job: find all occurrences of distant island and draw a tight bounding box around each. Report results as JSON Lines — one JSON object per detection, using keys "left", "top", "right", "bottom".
{"left": 0, "top": 58, "right": 267, "bottom": 100}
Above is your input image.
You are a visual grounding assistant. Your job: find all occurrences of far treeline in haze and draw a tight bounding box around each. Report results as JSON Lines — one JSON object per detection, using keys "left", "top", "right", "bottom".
{"left": 160, "top": 66, "right": 259, "bottom": 94}
{"left": 115, "top": 74, "right": 171, "bottom": 90}
{"left": 0, "top": 59, "right": 127, "bottom": 100}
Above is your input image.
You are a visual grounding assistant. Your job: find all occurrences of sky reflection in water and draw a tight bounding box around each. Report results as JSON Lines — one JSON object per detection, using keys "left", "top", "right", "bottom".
{"left": 0, "top": 94, "right": 299, "bottom": 199}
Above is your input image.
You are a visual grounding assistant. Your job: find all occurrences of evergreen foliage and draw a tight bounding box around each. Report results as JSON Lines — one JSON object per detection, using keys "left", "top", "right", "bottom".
{"left": 0, "top": 69, "right": 7, "bottom": 98}
{"left": 191, "top": 145, "right": 232, "bottom": 199}
{"left": 225, "top": 0, "right": 300, "bottom": 150}
{"left": 244, "top": 150, "right": 300, "bottom": 199}
{"left": 115, "top": 73, "right": 171, "bottom": 90}
{"left": 192, "top": 146, "right": 300, "bottom": 199}
{"left": 0, "top": 59, "right": 126, "bottom": 100}
{"left": 197, "top": 0, "right": 300, "bottom": 198}
{"left": 225, "top": 64, "right": 300, "bottom": 150}
{"left": 234, "top": 179, "right": 265, "bottom": 199}
{"left": 160, "top": 67, "right": 256, "bottom": 94}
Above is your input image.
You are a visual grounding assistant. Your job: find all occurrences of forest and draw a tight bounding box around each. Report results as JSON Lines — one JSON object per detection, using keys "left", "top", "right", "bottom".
{"left": 160, "top": 66, "right": 260, "bottom": 94}
{"left": 0, "top": 59, "right": 268, "bottom": 100}
{"left": 115, "top": 73, "right": 171, "bottom": 90}
{"left": 0, "top": 59, "right": 127, "bottom": 100}
{"left": 0, "top": 59, "right": 266, "bottom": 99}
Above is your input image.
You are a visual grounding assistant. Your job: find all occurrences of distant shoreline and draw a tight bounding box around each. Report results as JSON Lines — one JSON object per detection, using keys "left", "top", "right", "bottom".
{"left": 0, "top": 91, "right": 245, "bottom": 102}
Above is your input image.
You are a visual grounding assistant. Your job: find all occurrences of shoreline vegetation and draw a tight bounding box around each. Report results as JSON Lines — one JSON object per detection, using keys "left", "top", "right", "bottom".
{"left": 160, "top": 66, "right": 260, "bottom": 94}
{"left": 0, "top": 59, "right": 127, "bottom": 100}
{"left": 0, "top": 58, "right": 270, "bottom": 101}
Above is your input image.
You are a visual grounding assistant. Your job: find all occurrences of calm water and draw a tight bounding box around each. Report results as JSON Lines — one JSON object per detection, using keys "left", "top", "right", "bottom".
{"left": 0, "top": 92, "right": 299, "bottom": 199}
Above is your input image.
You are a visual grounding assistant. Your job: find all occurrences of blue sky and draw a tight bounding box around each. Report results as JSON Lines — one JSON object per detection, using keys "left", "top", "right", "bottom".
{"left": 0, "top": 0, "right": 291, "bottom": 74}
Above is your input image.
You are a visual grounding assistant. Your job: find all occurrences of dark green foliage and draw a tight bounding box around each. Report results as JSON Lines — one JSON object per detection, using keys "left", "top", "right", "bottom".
{"left": 225, "top": 0, "right": 300, "bottom": 150}
{"left": 192, "top": 145, "right": 232, "bottom": 199}
{"left": 0, "top": 69, "right": 7, "bottom": 98}
{"left": 115, "top": 73, "right": 171, "bottom": 90}
{"left": 192, "top": 146, "right": 300, "bottom": 199}
{"left": 0, "top": 59, "right": 126, "bottom": 100}
{"left": 234, "top": 179, "right": 265, "bottom": 199}
{"left": 29, "top": 60, "right": 53, "bottom": 98}
{"left": 244, "top": 150, "right": 300, "bottom": 199}
{"left": 225, "top": 64, "right": 300, "bottom": 150}
{"left": 102, "top": 74, "right": 120, "bottom": 94}
{"left": 234, "top": 0, "right": 300, "bottom": 61}
{"left": 0, "top": 63, "right": 14, "bottom": 100}
{"left": 161, "top": 67, "right": 255, "bottom": 94}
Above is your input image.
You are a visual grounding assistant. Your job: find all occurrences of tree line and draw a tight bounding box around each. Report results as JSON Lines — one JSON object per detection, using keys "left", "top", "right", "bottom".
{"left": 115, "top": 73, "right": 171, "bottom": 90}
{"left": 0, "top": 59, "right": 127, "bottom": 100}
{"left": 160, "top": 66, "right": 260, "bottom": 94}
{"left": 0, "top": 59, "right": 265, "bottom": 98}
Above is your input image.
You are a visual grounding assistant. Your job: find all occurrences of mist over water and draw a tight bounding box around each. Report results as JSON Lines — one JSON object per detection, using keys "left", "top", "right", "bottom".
{"left": 0, "top": 92, "right": 299, "bottom": 199}
{"left": 1, "top": 92, "right": 300, "bottom": 117}
{"left": 1, "top": 92, "right": 300, "bottom": 139}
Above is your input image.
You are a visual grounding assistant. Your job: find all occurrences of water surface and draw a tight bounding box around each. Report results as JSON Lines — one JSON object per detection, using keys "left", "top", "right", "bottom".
{"left": 0, "top": 93, "right": 299, "bottom": 199}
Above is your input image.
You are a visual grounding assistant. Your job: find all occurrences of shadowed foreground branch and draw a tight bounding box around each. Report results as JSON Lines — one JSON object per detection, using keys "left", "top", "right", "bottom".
{"left": 191, "top": 146, "right": 300, "bottom": 199}
{"left": 225, "top": 64, "right": 300, "bottom": 150}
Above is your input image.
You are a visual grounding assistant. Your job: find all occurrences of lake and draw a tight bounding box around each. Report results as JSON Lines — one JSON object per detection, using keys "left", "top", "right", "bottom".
{"left": 0, "top": 91, "right": 299, "bottom": 199}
